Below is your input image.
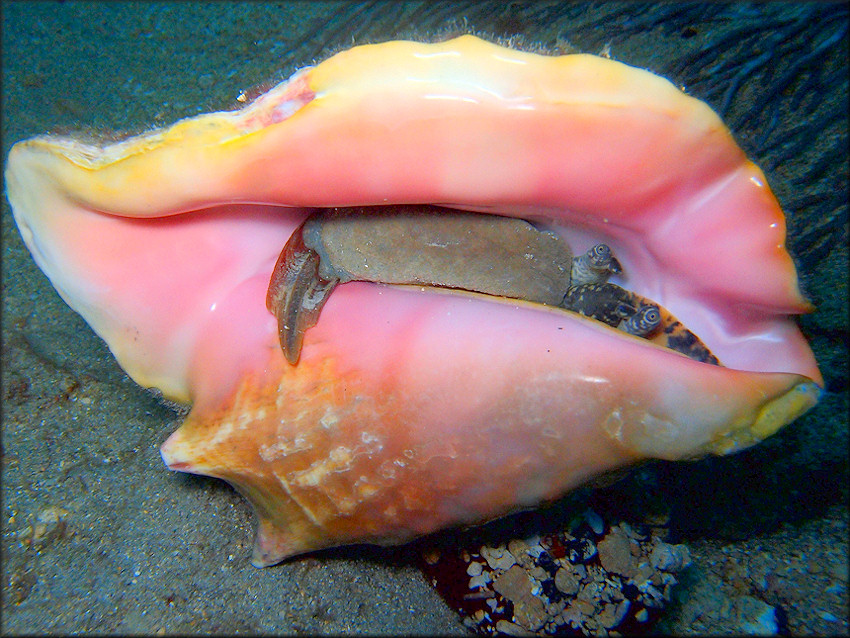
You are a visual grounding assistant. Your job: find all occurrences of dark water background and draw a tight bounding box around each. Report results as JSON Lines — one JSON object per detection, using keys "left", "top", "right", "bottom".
{"left": 2, "top": 2, "right": 847, "bottom": 634}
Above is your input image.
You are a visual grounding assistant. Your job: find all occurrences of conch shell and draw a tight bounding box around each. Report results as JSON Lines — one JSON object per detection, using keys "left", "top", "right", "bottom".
{"left": 5, "top": 36, "right": 821, "bottom": 566}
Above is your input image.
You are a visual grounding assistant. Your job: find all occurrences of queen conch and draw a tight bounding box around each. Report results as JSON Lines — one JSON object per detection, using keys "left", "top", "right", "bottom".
{"left": 5, "top": 36, "right": 822, "bottom": 567}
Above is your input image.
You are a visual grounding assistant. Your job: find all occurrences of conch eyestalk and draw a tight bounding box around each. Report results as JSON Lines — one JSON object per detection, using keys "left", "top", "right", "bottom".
{"left": 5, "top": 35, "right": 821, "bottom": 566}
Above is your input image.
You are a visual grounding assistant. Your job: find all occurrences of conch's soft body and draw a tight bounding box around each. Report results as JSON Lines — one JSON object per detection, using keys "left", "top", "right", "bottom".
{"left": 5, "top": 36, "right": 821, "bottom": 566}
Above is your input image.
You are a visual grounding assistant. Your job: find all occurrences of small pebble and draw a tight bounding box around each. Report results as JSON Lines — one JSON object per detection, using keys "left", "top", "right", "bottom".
{"left": 493, "top": 565, "right": 532, "bottom": 600}
{"left": 585, "top": 509, "right": 605, "bottom": 535}
{"left": 566, "top": 537, "right": 597, "bottom": 563}
{"left": 481, "top": 544, "right": 518, "bottom": 571}
{"left": 572, "top": 598, "right": 596, "bottom": 616}
{"left": 597, "top": 599, "right": 630, "bottom": 629}
{"left": 572, "top": 563, "right": 587, "bottom": 581}
{"left": 494, "top": 566, "right": 548, "bottom": 631}
{"left": 525, "top": 536, "right": 544, "bottom": 557}
{"left": 634, "top": 561, "right": 655, "bottom": 584}
{"left": 529, "top": 565, "right": 548, "bottom": 582}
{"left": 31, "top": 506, "right": 69, "bottom": 546}
{"left": 495, "top": 619, "right": 537, "bottom": 636}
{"left": 650, "top": 542, "right": 691, "bottom": 572}
{"left": 735, "top": 596, "right": 778, "bottom": 636}
{"left": 468, "top": 571, "right": 492, "bottom": 590}
{"left": 597, "top": 528, "right": 636, "bottom": 577}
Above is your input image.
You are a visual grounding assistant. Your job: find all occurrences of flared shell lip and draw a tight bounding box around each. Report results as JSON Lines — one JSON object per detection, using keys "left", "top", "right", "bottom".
{"left": 4, "top": 35, "right": 823, "bottom": 401}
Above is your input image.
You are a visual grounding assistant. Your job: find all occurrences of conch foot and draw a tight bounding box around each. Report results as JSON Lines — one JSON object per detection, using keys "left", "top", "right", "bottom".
{"left": 267, "top": 205, "right": 715, "bottom": 366}
{"left": 268, "top": 205, "right": 578, "bottom": 364}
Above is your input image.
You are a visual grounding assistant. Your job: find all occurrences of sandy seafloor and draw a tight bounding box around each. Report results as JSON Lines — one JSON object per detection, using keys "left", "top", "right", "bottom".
{"left": 1, "top": 2, "right": 847, "bottom": 635}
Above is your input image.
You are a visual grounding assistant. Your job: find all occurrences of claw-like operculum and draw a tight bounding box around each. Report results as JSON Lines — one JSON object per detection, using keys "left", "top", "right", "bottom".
{"left": 266, "top": 229, "right": 338, "bottom": 365}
